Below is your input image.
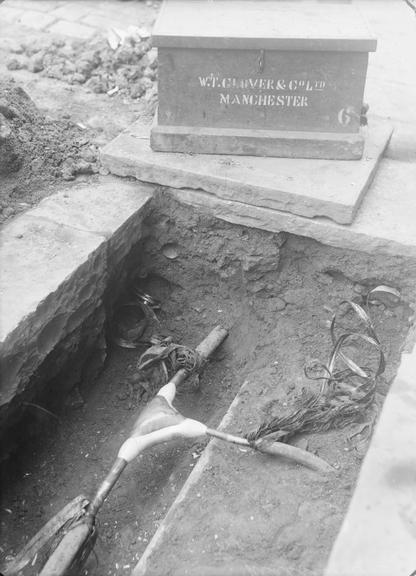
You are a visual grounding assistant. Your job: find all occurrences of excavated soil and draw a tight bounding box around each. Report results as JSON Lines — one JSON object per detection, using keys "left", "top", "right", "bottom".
{"left": 0, "top": 1, "right": 159, "bottom": 226}
{"left": 0, "top": 197, "right": 414, "bottom": 576}
{"left": 0, "top": 76, "right": 102, "bottom": 224}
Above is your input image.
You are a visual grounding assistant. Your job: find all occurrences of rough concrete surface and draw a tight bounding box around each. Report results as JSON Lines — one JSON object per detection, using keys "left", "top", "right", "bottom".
{"left": 0, "top": 177, "right": 153, "bottom": 412}
{"left": 101, "top": 116, "right": 392, "bottom": 225}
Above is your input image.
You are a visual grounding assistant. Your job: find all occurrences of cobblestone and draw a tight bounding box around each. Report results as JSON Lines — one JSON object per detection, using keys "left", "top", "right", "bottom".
{"left": 0, "top": 0, "right": 159, "bottom": 37}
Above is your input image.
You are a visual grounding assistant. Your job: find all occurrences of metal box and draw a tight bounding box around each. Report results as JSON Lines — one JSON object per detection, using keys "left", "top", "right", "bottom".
{"left": 151, "top": 0, "right": 377, "bottom": 160}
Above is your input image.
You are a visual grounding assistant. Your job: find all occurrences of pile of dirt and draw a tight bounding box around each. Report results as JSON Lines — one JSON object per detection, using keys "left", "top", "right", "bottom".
{"left": 0, "top": 76, "right": 101, "bottom": 223}
{"left": 6, "top": 30, "right": 158, "bottom": 102}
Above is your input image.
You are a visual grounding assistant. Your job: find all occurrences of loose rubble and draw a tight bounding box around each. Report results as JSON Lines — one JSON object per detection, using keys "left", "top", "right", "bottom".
{"left": 0, "top": 77, "right": 101, "bottom": 223}
{"left": 6, "top": 29, "right": 158, "bottom": 104}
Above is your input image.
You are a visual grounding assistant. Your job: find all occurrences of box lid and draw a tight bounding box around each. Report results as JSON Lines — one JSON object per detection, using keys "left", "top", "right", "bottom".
{"left": 152, "top": 0, "right": 377, "bottom": 52}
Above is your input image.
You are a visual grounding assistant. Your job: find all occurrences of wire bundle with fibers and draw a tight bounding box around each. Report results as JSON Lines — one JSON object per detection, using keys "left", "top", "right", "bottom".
{"left": 135, "top": 336, "right": 205, "bottom": 388}
{"left": 246, "top": 286, "right": 400, "bottom": 445}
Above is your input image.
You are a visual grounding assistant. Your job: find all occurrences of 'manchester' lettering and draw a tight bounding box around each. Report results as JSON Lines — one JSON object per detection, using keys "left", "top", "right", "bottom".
{"left": 219, "top": 93, "right": 309, "bottom": 107}
{"left": 197, "top": 74, "right": 326, "bottom": 108}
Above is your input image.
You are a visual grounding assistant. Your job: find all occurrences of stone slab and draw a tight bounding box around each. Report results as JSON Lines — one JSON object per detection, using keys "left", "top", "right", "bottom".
{"left": 324, "top": 349, "right": 416, "bottom": 576}
{"left": 0, "top": 215, "right": 104, "bottom": 347}
{"left": 101, "top": 116, "right": 392, "bottom": 225}
{"left": 50, "top": 4, "right": 93, "bottom": 22}
{"left": 0, "top": 214, "right": 106, "bottom": 407}
{"left": 166, "top": 152, "right": 416, "bottom": 260}
{"left": 0, "top": 6, "right": 24, "bottom": 22}
{"left": 19, "top": 10, "right": 57, "bottom": 30}
{"left": 47, "top": 19, "right": 96, "bottom": 39}
{"left": 29, "top": 177, "right": 154, "bottom": 238}
{"left": 4, "top": 0, "right": 64, "bottom": 12}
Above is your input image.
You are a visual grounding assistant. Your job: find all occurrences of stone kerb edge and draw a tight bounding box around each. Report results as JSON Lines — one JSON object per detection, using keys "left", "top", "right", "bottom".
{"left": 0, "top": 181, "right": 153, "bottom": 415}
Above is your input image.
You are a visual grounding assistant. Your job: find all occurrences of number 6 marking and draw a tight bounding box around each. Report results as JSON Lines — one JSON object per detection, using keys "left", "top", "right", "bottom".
{"left": 338, "top": 107, "right": 352, "bottom": 126}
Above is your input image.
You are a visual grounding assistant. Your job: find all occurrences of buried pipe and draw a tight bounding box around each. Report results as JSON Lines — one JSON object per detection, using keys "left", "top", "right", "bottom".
{"left": 1, "top": 325, "right": 228, "bottom": 576}
{"left": 205, "top": 428, "right": 334, "bottom": 473}
{"left": 2, "top": 323, "right": 333, "bottom": 576}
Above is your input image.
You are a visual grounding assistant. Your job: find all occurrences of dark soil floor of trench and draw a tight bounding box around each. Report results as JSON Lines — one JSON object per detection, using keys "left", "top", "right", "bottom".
{"left": 0, "top": 199, "right": 414, "bottom": 576}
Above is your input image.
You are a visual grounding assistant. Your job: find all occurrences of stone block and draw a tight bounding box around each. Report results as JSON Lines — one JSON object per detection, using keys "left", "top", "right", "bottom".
{"left": 4, "top": 0, "right": 64, "bottom": 12}
{"left": 19, "top": 10, "right": 57, "bottom": 30}
{"left": 101, "top": 117, "right": 393, "bottom": 225}
{"left": 30, "top": 176, "right": 154, "bottom": 290}
{"left": 81, "top": 13, "right": 135, "bottom": 31}
{"left": 0, "top": 6, "right": 24, "bottom": 23}
{"left": 0, "top": 177, "right": 153, "bottom": 434}
{"left": 50, "top": 4, "right": 93, "bottom": 22}
{"left": 30, "top": 176, "right": 153, "bottom": 238}
{"left": 91, "top": 2, "right": 156, "bottom": 27}
{"left": 47, "top": 19, "right": 96, "bottom": 39}
{"left": 0, "top": 214, "right": 107, "bottom": 408}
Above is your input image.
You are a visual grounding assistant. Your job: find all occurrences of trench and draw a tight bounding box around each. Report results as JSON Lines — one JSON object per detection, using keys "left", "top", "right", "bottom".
{"left": 0, "top": 194, "right": 414, "bottom": 575}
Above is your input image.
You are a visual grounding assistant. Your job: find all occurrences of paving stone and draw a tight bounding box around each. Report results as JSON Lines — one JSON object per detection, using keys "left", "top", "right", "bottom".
{"left": 30, "top": 177, "right": 154, "bottom": 273}
{"left": 29, "top": 176, "right": 153, "bottom": 236}
{"left": 0, "top": 6, "right": 24, "bottom": 23}
{"left": 4, "top": 0, "right": 64, "bottom": 12}
{"left": 0, "top": 177, "right": 153, "bottom": 421}
{"left": 0, "top": 214, "right": 106, "bottom": 407}
{"left": 81, "top": 12, "right": 140, "bottom": 31}
{"left": 101, "top": 117, "right": 393, "bottom": 225}
{"left": 50, "top": 4, "right": 93, "bottom": 22}
{"left": 47, "top": 19, "right": 96, "bottom": 39}
{"left": 19, "top": 10, "right": 58, "bottom": 30}
{"left": 92, "top": 2, "right": 157, "bottom": 27}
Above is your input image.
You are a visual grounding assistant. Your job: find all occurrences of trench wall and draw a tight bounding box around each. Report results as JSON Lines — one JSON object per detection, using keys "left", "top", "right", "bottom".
{"left": 0, "top": 177, "right": 153, "bottom": 455}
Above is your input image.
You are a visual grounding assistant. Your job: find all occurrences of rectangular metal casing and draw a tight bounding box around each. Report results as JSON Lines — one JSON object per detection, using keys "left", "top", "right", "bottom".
{"left": 151, "top": 0, "right": 377, "bottom": 160}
